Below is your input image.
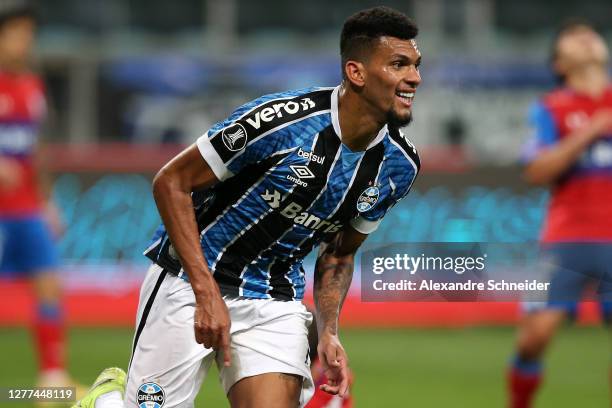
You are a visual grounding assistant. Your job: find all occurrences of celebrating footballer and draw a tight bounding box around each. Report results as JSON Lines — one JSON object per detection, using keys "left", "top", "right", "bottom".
{"left": 74, "top": 6, "right": 421, "bottom": 408}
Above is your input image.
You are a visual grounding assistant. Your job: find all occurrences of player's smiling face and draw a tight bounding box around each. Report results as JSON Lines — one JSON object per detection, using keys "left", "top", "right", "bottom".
{"left": 363, "top": 36, "right": 421, "bottom": 127}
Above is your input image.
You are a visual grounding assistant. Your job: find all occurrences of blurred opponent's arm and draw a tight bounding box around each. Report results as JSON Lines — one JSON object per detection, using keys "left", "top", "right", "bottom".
{"left": 524, "top": 109, "right": 612, "bottom": 185}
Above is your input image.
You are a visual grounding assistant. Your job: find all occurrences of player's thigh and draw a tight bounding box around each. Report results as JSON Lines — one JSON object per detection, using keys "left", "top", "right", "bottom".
{"left": 228, "top": 372, "right": 302, "bottom": 408}
{"left": 542, "top": 243, "right": 592, "bottom": 304}
{"left": 518, "top": 243, "right": 590, "bottom": 329}
{"left": 219, "top": 299, "right": 314, "bottom": 406}
{"left": 125, "top": 265, "right": 214, "bottom": 408}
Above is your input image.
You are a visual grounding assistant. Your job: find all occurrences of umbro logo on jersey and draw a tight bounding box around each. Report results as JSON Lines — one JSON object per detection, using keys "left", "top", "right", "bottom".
{"left": 289, "top": 165, "right": 315, "bottom": 179}
{"left": 287, "top": 165, "right": 313, "bottom": 187}
{"left": 222, "top": 123, "right": 248, "bottom": 152}
{"left": 246, "top": 98, "right": 316, "bottom": 130}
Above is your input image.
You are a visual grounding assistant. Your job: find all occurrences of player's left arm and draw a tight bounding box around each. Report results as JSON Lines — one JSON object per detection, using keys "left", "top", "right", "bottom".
{"left": 313, "top": 225, "right": 368, "bottom": 398}
{"left": 314, "top": 138, "right": 419, "bottom": 397}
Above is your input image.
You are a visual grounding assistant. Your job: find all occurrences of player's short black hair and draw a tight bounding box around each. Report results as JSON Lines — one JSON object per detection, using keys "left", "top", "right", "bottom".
{"left": 340, "top": 6, "right": 418, "bottom": 79}
{"left": 0, "top": 0, "right": 37, "bottom": 28}
{"left": 549, "top": 19, "right": 600, "bottom": 85}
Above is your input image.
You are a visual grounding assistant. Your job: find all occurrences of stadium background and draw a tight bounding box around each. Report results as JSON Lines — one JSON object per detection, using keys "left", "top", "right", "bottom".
{"left": 1, "top": 0, "right": 610, "bottom": 406}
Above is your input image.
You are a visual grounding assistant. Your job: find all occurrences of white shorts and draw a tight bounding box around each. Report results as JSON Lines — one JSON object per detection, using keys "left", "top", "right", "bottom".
{"left": 125, "top": 264, "right": 314, "bottom": 408}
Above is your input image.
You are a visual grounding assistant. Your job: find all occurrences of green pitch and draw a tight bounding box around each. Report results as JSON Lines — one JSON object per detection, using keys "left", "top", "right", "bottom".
{"left": 0, "top": 326, "right": 608, "bottom": 407}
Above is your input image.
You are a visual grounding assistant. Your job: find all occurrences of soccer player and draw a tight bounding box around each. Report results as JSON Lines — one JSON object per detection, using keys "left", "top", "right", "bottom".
{"left": 508, "top": 22, "right": 612, "bottom": 408}
{"left": 76, "top": 6, "right": 421, "bottom": 408}
{"left": 0, "top": 1, "right": 77, "bottom": 390}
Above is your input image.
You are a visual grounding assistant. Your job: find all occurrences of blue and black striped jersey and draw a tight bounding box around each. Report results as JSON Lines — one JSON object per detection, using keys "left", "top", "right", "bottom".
{"left": 145, "top": 86, "right": 420, "bottom": 300}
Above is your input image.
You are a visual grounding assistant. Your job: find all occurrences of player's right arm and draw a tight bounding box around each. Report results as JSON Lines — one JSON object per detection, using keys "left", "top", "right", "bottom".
{"left": 523, "top": 105, "right": 612, "bottom": 185}
{"left": 153, "top": 88, "right": 327, "bottom": 365}
{"left": 152, "top": 144, "right": 232, "bottom": 366}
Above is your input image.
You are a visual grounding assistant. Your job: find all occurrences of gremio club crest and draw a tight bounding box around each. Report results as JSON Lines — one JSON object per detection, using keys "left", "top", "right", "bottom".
{"left": 356, "top": 185, "right": 380, "bottom": 212}
{"left": 137, "top": 382, "right": 165, "bottom": 408}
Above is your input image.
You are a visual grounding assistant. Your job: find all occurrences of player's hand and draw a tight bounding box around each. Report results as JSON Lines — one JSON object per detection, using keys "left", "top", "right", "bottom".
{"left": 0, "top": 157, "right": 22, "bottom": 190}
{"left": 194, "top": 290, "right": 232, "bottom": 367}
{"left": 587, "top": 109, "right": 612, "bottom": 139}
{"left": 317, "top": 331, "right": 350, "bottom": 398}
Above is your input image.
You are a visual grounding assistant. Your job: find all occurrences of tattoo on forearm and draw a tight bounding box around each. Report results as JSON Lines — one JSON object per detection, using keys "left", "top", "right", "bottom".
{"left": 313, "top": 252, "right": 354, "bottom": 334}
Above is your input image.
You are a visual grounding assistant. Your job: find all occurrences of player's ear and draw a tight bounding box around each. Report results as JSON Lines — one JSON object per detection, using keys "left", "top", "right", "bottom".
{"left": 344, "top": 60, "right": 366, "bottom": 87}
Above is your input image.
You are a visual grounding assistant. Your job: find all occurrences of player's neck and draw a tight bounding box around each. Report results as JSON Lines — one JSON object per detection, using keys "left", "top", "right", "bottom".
{"left": 337, "top": 84, "right": 386, "bottom": 152}
{"left": 566, "top": 65, "right": 609, "bottom": 97}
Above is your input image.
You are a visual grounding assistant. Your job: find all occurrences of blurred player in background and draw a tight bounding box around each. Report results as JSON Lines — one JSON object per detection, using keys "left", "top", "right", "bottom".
{"left": 74, "top": 6, "right": 421, "bottom": 408}
{"left": 508, "top": 22, "right": 612, "bottom": 408}
{"left": 0, "top": 0, "right": 77, "bottom": 391}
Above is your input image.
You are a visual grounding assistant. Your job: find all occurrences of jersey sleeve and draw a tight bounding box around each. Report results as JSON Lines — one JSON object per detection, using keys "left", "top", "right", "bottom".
{"left": 350, "top": 163, "right": 418, "bottom": 235}
{"left": 521, "top": 101, "right": 558, "bottom": 163}
{"left": 196, "top": 88, "right": 323, "bottom": 181}
{"left": 196, "top": 107, "right": 283, "bottom": 181}
{"left": 349, "top": 201, "right": 388, "bottom": 234}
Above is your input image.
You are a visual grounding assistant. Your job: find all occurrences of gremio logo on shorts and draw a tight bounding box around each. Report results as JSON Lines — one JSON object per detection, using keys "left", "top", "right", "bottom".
{"left": 137, "top": 382, "right": 165, "bottom": 408}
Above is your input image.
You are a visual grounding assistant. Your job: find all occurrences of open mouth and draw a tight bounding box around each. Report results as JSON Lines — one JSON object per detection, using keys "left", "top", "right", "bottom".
{"left": 395, "top": 91, "right": 414, "bottom": 107}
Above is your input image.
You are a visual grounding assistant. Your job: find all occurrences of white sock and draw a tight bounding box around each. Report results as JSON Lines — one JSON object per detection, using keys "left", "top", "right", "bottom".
{"left": 94, "top": 391, "right": 124, "bottom": 408}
